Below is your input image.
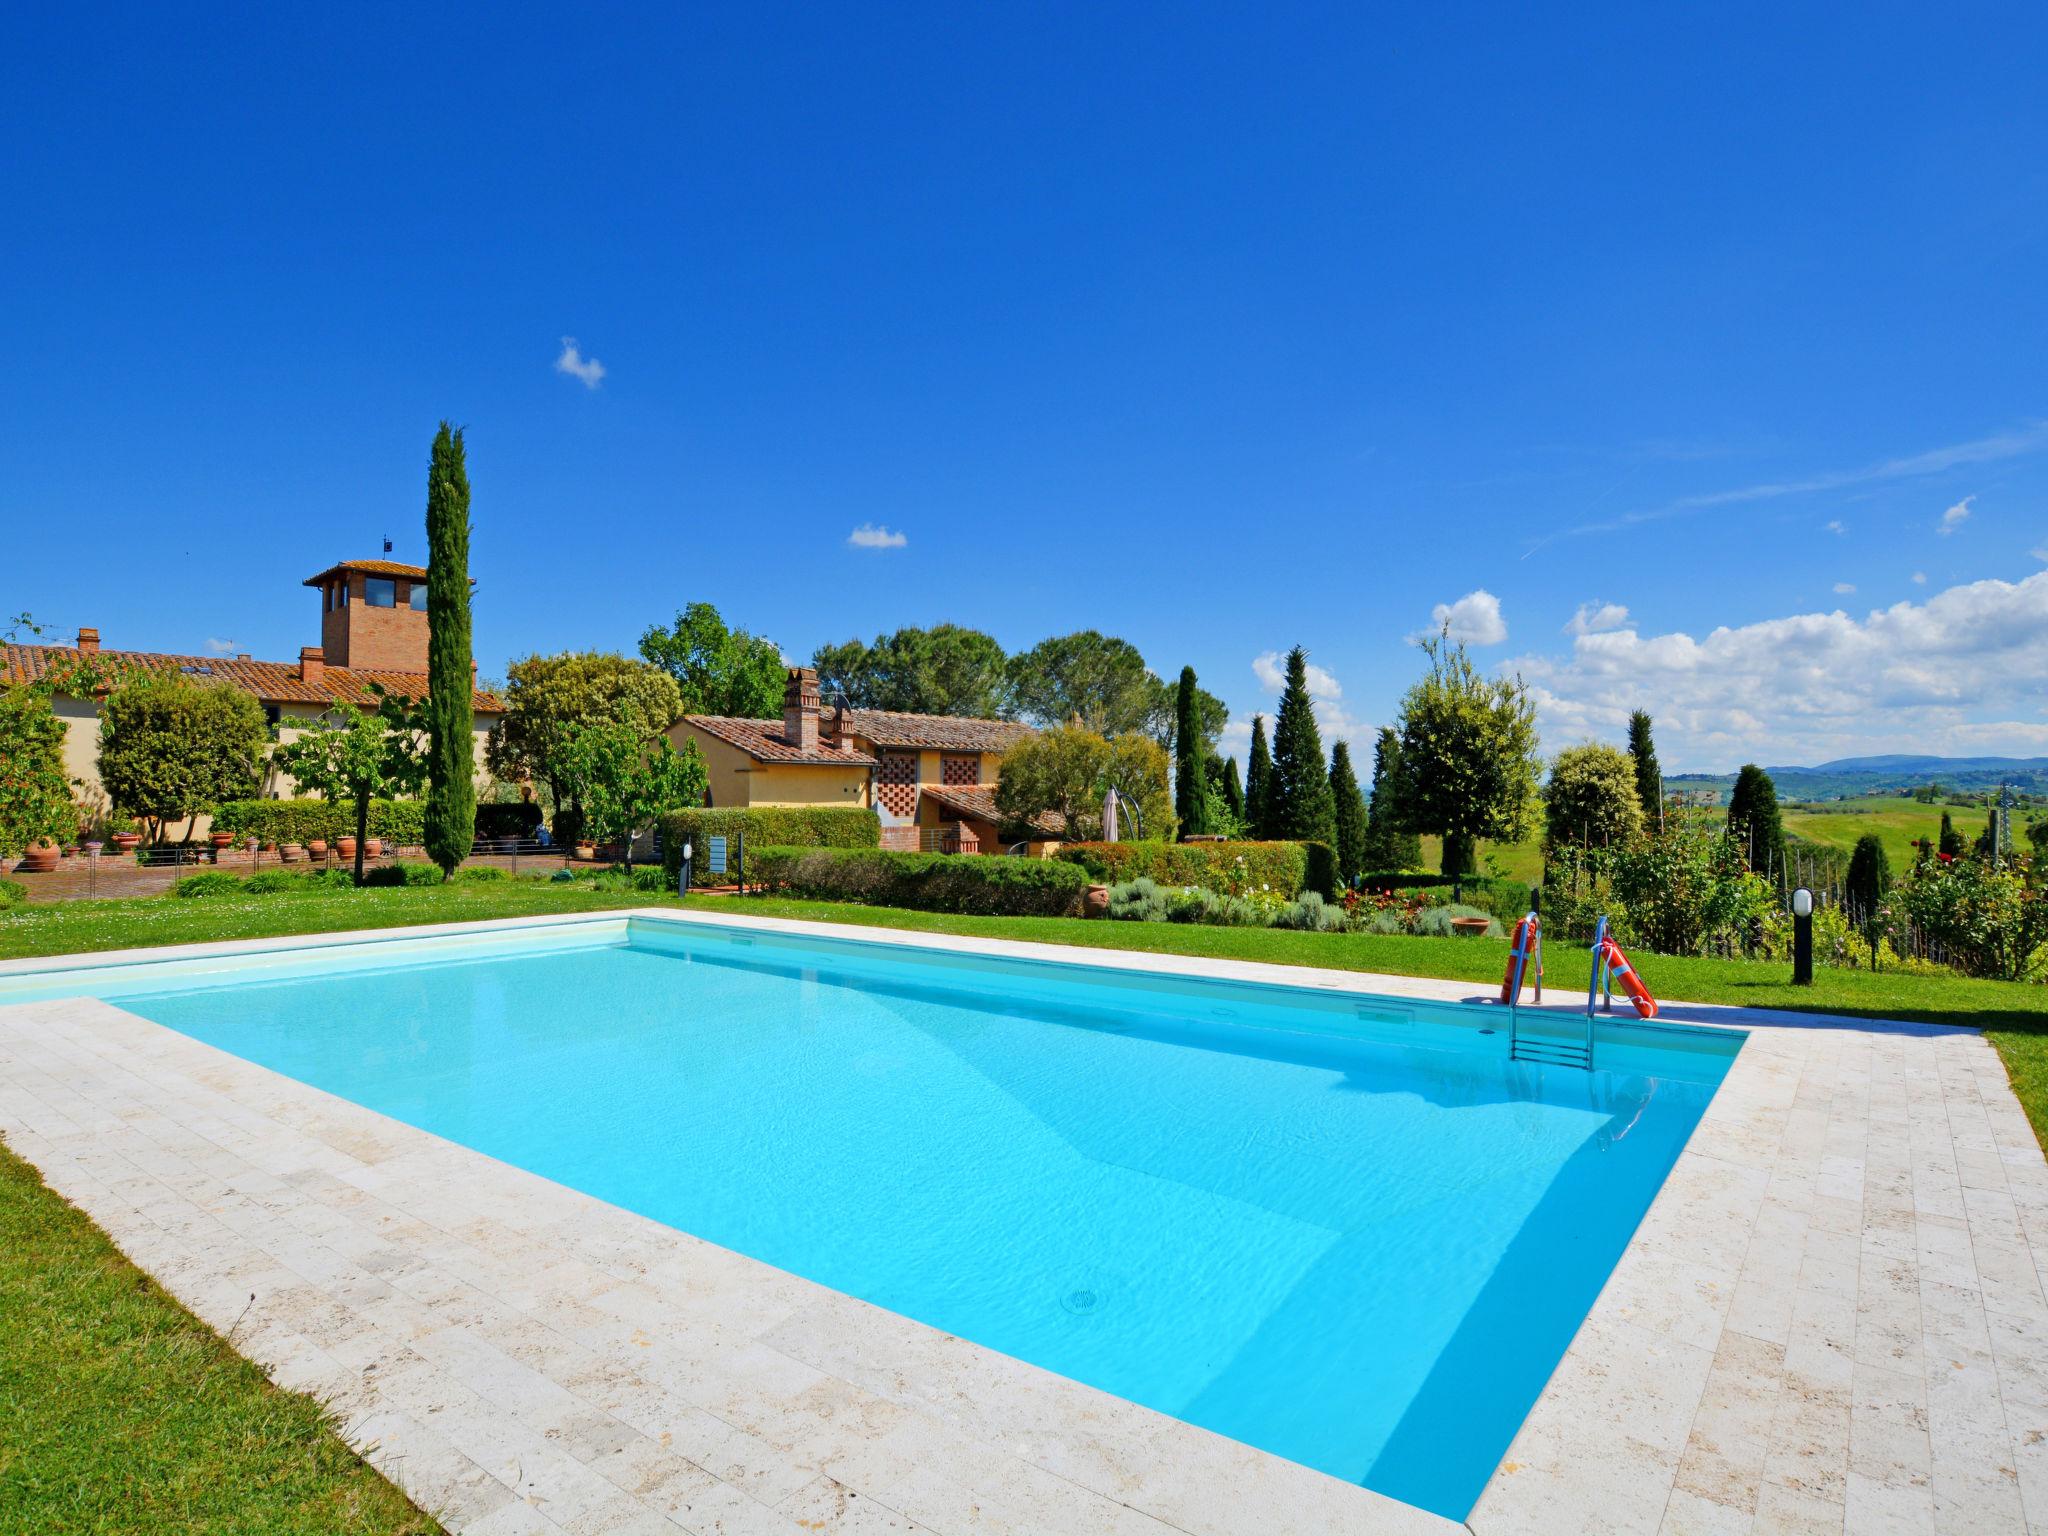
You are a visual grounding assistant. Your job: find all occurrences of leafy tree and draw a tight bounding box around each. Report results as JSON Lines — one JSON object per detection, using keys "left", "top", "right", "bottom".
{"left": 811, "top": 624, "right": 1011, "bottom": 717}
{"left": 1218, "top": 755, "right": 1245, "bottom": 822}
{"left": 486, "top": 654, "right": 682, "bottom": 842}
{"left": 995, "top": 725, "right": 1174, "bottom": 843}
{"left": 1391, "top": 633, "right": 1541, "bottom": 878}
{"left": 0, "top": 683, "right": 74, "bottom": 856}
{"left": 1006, "top": 632, "right": 1164, "bottom": 736}
{"left": 558, "top": 722, "right": 707, "bottom": 869}
{"left": 1627, "top": 710, "right": 1662, "bottom": 827}
{"left": 1268, "top": 647, "right": 1335, "bottom": 845}
{"left": 1609, "top": 809, "right": 1771, "bottom": 956}
{"left": 273, "top": 696, "right": 427, "bottom": 884}
{"left": 1895, "top": 854, "right": 2043, "bottom": 980}
{"left": 423, "top": 421, "right": 475, "bottom": 879}
{"left": 1243, "top": 715, "right": 1274, "bottom": 837}
{"left": 1328, "top": 740, "right": 1368, "bottom": 887}
{"left": 1726, "top": 764, "right": 1788, "bottom": 884}
{"left": 1543, "top": 742, "right": 1644, "bottom": 853}
{"left": 1937, "top": 810, "right": 1965, "bottom": 858}
{"left": 1172, "top": 667, "right": 1207, "bottom": 838}
{"left": 640, "top": 603, "right": 786, "bottom": 719}
{"left": 1844, "top": 833, "right": 1892, "bottom": 926}
{"left": 1361, "top": 727, "right": 1422, "bottom": 871}
{"left": 98, "top": 672, "right": 266, "bottom": 843}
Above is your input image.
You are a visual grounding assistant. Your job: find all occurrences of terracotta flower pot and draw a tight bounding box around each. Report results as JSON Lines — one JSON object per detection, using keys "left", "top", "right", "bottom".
{"left": 336, "top": 836, "right": 358, "bottom": 859}
{"left": 1450, "top": 916, "right": 1492, "bottom": 938}
{"left": 210, "top": 831, "right": 235, "bottom": 850}
{"left": 18, "top": 839, "right": 59, "bottom": 873}
{"left": 1085, "top": 883, "right": 1110, "bottom": 917}
{"left": 307, "top": 839, "right": 328, "bottom": 857}
{"left": 111, "top": 832, "right": 141, "bottom": 854}
{"left": 574, "top": 842, "right": 596, "bottom": 861}
{"left": 279, "top": 843, "right": 303, "bottom": 863}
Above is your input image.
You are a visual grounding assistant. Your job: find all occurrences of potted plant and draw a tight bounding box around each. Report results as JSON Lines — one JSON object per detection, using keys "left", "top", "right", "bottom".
{"left": 110, "top": 824, "right": 141, "bottom": 854}
{"left": 279, "top": 841, "right": 303, "bottom": 862}
{"left": 1450, "top": 915, "right": 1492, "bottom": 937}
{"left": 574, "top": 839, "right": 597, "bottom": 860}
{"left": 18, "top": 838, "right": 59, "bottom": 873}
{"left": 336, "top": 835, "right": 358, "bottom": 861}
{"left": 210, "top": 829, "right": 236, "bottom": 852}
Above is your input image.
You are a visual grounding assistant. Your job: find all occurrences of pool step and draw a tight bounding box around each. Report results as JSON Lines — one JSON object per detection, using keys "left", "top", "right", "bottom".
{"left": 1509, "top": 1032, "right": 1593, "bottom": 1070}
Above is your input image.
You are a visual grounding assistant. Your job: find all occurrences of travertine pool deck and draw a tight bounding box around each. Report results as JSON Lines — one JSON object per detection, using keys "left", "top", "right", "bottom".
{"left": 1, "top": 910, "right": 2044, "bottom": 1535}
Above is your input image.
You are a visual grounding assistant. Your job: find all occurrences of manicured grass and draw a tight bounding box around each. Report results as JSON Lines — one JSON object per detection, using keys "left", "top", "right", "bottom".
{"left": 0, "top": 1135, "right": 442, "bottom": 1536}
{"left": 4, "top": 881, "right": 2043, "bottom": 1145}
{"left": 1782, "top": 795, "right": 1991, "bottom": 867}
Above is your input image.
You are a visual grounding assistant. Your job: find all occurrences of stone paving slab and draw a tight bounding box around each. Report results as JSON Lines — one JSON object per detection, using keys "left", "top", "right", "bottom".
{"left": 1, "top": 909, "right": 2045, "bottom": 1535}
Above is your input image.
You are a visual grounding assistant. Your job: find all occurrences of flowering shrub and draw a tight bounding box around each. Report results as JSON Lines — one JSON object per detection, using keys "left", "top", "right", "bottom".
{"left": 1891, "top": 854, "right": 2044, "bottom": 980}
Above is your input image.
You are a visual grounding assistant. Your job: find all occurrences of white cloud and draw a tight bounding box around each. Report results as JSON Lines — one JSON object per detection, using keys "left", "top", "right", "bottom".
{"left": 1826, "top": 519, "right": 1846, "bottom": 535}
{"left": 1423, "top": 589, "right": 1508, "bottom": 646}
{"left": 1251, "top": 650, "right": 1340, "bottom": 698}
{"left": 1564, "top": 600, "right": 1630, "bottom": 637}
{"left": 1912, "top": 571, "right": 1928, "bottom": 585}
{"left": 1511, "top": 568, "right": 2048, "bottom": 766}
{"left": 205, "top": 637, "right": 238, "bottom": 655}
{"left": 2032, "top": 544, "right": 2048, "bottom": 564}
{"left": 1832, "top": 582, "right": 1856, "bottom": 595}
{"left": 1938, "top": 495, "right": 1973, "bottom": 535}
{"left": 553, "top": 337, "right": 605, "bottom": 389}
{"left": 847, "top": 523, "right": 908, "bottom": 550}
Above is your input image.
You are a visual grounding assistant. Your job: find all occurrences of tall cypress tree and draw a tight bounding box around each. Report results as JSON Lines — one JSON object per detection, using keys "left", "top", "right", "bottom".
{"left": 1726, "top": 763, "right": 1786, "bottom": 886}
{"left": 1361, "top": 726, "right": 1422, "bottom": 871}
{"left": 1627, "top": 709, "right": 1661, "bottom": 827}
{"left": 1244, "top": 715, "right": 1273, "bottom": 838}
{"left": 1172, "top": 666, "right": 1206, "bottom": 839}
{"left": 423, "top": 422, "right": 475, "bottom": 879}
{"left": 1268, "top": 647, "right": 1336, "bottom": 845}
{"left": 1938, "top": 811, "right": 1965, "bottom": 857}
{"left": 1220, "top": 756, "right": 1245, "bottom": 823}
{"left": 1329, "top": 740, "right": 1367, "bottom": 888}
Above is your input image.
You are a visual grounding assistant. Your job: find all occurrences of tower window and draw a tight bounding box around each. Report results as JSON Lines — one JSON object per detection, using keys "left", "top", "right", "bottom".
{"left": 364, "top": 578, "right": 396, "bottom": 607}
{"left": 409, "top": 582, "right": 429, "bottom": 611}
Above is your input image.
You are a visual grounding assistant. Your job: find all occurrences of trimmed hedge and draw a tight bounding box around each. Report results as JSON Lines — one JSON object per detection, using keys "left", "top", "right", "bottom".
{"left": 658, "top": 807, "right": 880, "bottom": 884}
{"left": 749, "top": 846, "right": 1090, "bottom": 917}
{"left": 211, "top": 798, "right": 428, "bottom": 846}
{"left": 1054, "top": 840, "right": 1335, "bottom": 899}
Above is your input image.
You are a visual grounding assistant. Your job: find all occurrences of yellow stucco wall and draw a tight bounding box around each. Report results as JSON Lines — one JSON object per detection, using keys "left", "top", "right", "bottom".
{"left": 669, "top": 722, "right": 871, "bottom": 809}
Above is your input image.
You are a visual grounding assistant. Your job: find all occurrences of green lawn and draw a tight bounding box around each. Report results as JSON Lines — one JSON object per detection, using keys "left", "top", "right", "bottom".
{"left": 5, "top": 880, "right": 2042, "bottom": 1145}
{"left": 1782, "top": 795, "right": 1990, "bottom": 867}
{"left": 0, "top": 1135, "right": 442, "bottom": 1536}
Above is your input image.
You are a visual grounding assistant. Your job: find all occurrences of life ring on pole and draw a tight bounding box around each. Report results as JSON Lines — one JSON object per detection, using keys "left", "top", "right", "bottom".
{"left": 1598, "top": 936, "right": 1658, "bottom": 1019}
{"left": 1501, "top": 914, "right": 1540, "bottom": 1004}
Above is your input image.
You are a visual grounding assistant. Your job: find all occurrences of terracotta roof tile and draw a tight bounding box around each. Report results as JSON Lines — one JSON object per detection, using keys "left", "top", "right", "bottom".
{"left": 3, "top": 643, "right": 502, "bottom": 712}
{"left": 841, "top": 710, "right": 1034, "bottom": 753}
{"left": 682, "top": 715, "right": 877, "bottom": 767}
{"left": 918, "top": 784, "right": 1064, "bottom": 837}
{"left": 302, "top": 558, "right": 429, "bottom": 586}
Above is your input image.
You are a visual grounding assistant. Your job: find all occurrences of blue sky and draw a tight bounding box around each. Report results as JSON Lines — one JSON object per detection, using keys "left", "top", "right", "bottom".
{"left": 4, "top": 5, "right": 2045, "bottom": 771}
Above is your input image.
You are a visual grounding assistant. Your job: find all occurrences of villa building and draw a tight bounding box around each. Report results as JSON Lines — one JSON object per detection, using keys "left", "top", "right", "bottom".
{"left": 4, "top": 558, "right": 502, "bottom": 816}
{"left": 672, "top": 669, "right": 1056, "bottom": 851}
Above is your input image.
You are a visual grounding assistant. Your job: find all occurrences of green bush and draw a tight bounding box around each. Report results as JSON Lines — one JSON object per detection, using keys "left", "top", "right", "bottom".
{"left": 750, "top": 847, "right": 1090, "bottom": 917}
{"left": 0, "top": 877, "right": 28, "bottom": 910}
{"left": 658, "top": 807, "right": 880, "bottom": 884}
{"left": 1359, "top": 871, "right": 1531, "bottom": 913}
{"left": 361, "top": 862, "right": 444, "bottom": 888}
{"left": 171, "top": 871, "right": 247, "bottom": 898}
{"left": 1055, "top": 840, "right": 1312, "bottom": 898}
{"left": 241, "top": 870, "right": 308, "bottom": 894}
{"left": 451, "top": 865, "right": 509, "bottom": 883}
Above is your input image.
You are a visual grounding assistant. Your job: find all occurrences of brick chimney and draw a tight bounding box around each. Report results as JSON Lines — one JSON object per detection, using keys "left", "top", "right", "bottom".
{"left": 783, "top": 667, "right": 821, "bottom": 751}
{"left": 75, "top": 626, "right": 99, "bottom": 655}
{"left": 299, "top": 646, "right": 325, "bottom": 687}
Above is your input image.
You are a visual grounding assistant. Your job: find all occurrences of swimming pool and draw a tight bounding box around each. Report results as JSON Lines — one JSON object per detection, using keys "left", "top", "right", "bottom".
{"left": 8, "top": 916, "right": 1740, "bottom": 1519}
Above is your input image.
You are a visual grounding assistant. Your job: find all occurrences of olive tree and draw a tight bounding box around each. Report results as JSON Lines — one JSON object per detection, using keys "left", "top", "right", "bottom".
{"left": 1542, "top": 742, "right": 1645, "bottom": 854}
{"left": 996, "top": 725, "right": 1174, "bottom": 843}
{"left": 273, "top": 695, "right": 427, "bottom": 884}
{"left": 1391, "top": 632, "right": 1542, "bottom": 877}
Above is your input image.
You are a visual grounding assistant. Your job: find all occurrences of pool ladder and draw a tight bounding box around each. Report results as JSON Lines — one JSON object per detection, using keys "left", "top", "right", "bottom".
{"left": 1505, "top": 912, "right": 1597, "bottom": 1071}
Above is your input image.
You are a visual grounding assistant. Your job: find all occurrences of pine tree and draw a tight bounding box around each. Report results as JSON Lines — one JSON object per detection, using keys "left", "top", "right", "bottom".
{"left": 1329, "top": 740, "right": 1367, "bottom": 888}
{"left": 1172, "top": 666, "right": 1206, "bottom": 839}
{"left": 1244, "top": 716, "right": 1273, "bottom": 838}
{"left": 1220, "top": 756, "right": 1245, "bottom": 822}
{"left": 1361, "top": 727, "right": 1422, "bottom": 871}
{"left": 1627, "top": 710, "right": 1662, "bottom": 828}
{"left": 1268, "top": 647, "right": 1335, "bottom": 845}
{"left": 1726, "top": 764, "right": 1787, "bottom": 886}
{"left": 423, "top": 422, "right": 475, "bottom": 879}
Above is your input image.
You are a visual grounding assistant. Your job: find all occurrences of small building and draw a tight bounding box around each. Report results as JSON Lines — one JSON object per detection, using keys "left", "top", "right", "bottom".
{"left": 4, "top": 558, "right": 502, "bottom": 823}
{"left": 672, "top": 668, "right": 1057, "bottom": 852}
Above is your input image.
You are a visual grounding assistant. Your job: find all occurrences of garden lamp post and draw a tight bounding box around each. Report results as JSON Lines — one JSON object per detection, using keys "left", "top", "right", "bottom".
{"left": 1791, "top": 887, "right": 1814, "bottom": 986}
{"left": 678, "top": 841, "right": 693, "bottom": 899}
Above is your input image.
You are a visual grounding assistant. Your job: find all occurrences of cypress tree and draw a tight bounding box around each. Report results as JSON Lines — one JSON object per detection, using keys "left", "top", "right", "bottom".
{"left": 1268, "top": 647, "right": 1336, "bottom": 845}
{"left": 1844, "top": 833, "right": 1891, "bottom": 927}
{"left": 1627, "top": 709, "right": 1662, "bottom": 827}
{"left": 1244, "top": 715, "right": 1273, "bottom": 837}
{"left": 1726, "top": 764, "right": 1786, "bottom": 886}
{"left": 1938, "top": 811, "right": 1965, "bottom": 858}
{"left": 1362, "top": 727, "right": 1422, "bottom": 871}
{"left": 1329, "top": 740, "right": 1367, "bottom": 888}
{"left": 423, "top": 422, "right": 475, "bottom": 879}
{"left": 1220, "top": 755, "right": 1245, "bottom": 822}
{"left": 1172, "top": 666, "right": 1206, "bottom": 839}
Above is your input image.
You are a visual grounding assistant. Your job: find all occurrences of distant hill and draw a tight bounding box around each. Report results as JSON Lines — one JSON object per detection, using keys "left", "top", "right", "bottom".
{"left": 1666, "top": 756, "right": 2048, "bottom": 803}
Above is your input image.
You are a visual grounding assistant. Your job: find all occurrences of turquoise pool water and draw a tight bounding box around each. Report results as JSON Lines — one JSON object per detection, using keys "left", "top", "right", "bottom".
{"left": 25, "top": 918, "right": 1739, "bottom": 1518}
